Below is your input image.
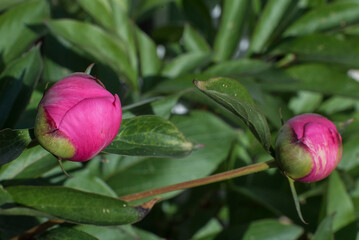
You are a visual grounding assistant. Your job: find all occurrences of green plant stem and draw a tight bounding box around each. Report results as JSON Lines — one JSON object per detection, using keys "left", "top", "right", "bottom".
{"left": 120, "top": 159, "right": 277, "bottom": 202}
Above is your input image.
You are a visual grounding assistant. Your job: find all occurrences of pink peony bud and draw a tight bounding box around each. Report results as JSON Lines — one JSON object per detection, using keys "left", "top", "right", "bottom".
{"left": 34, "top": 73, "right": 122, "bottom": 162}
{"left": 275, "top": 113, "right": 342, "bottom": 182}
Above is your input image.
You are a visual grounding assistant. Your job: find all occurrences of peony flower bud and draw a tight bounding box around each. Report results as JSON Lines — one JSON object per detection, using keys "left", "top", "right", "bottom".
{"left": 34, "top": 73, "right": 122, "bottom": 162}
{"left": 275, "top": 113, "right": 342, "bottom": 182}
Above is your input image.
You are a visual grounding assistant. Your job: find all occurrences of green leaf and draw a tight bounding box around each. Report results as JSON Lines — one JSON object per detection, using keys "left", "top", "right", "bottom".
{"left": 149, "top": 95, "right": 181, "bottom": 119}
{"left": 231, "top": 184, "right": 292, "bottom": 219}
{"left": 204, "top": 59, "right": 271, "bottom": 77}
{"left": 217, "top": 219, "right": 303, "bottom": 240}
{"left": 123, "top": 94, "right": 181, "bottom": 119}
{"left": 195, "top": 78, "right": 254, "bottom": 105}
{"left": 312, "top": 214, "right": 335, "bottom": 240}
{"left": 41, "top": 35, "right": 92, "bottom": 83}
{"left": 38, "top": 226, "right": 99, "bottom": 240}
{"left": 136, "top": 28, "right": 161, "bottom": 77}
{"left": 0, "top": 0, "right": 49, "bottom": 68}
{"left": 112, "top": 0, "right": 129, "bottom": 13}
{"left": 257, "top": 63, "right": 359, "bottom": 98}
{"left": 110, "top": 1, "right": 138, "bottom": 73}
{"left": 133, "top": 0, "right": 174, "bottom": 20}
{"left": 242, "top": 219, "right": 303, "bottom": 240}
{"left": 194, "top": 78, "right": 271, "bottom": 152}
{"left": 250, "top": 0, "right": 293, "bottom": 53}
{"left": 0, "top": 145, "right": 58, "bottom": 181}
{"left": 65, "top": 172, "right": 118, "bottom": 197}
{"left": 191, "top": 218, "right": 223, "bottom": 240}
{"left": 0, "top": 0, "right": 27, "bottom": 11}
{"left": 318, "top": 96, "right": 357, "bottom": 115}
{"left": 0, "top": 207, "right": 55, "bottom": 219}
{"left": 343, "top": 24, "right": 359, "bottom": 35}
{"left": 5, "top": 186, "right": 153, "bottom": 226}
{"left": 0, "top": 186, "right": 13, "bottom": 206}
{"left": 325, "top": 171, "right": 356, "bottom": 231}
{"left": 338, "top": 135, "right": 359, "bottom": 171}
{"left": 76, "top": 0, "right": 113, "bottom": 31}
{"left": 105, "top": 111, "right": 237, "bottom": 200}
{"left": 284, "top": 1, "right": 359, "bottom": 36}
{"left": 0, "top": 129, "right": 34, "bottom": 166}
{"left": 0, "top": 45, "right": 43, "bottom": 128}
{"left": 288, "top": 91, "right": 322, "bottom": 114}
{"left": 103, "top": 115, "right": 194, "bottom": 158}
{"left": 75, "top": 224, "right": 162, "bottom": 240}
{"left": 153, "top": 73, "right": 214, "bottom": 93}
{"left": 15, "top": 89, "right": 43, "bottom": 129}
{"left": 213, "top": 0, "right": 249, "bottom": 61}
{"left": 46, "top": 19, "right": 138, "bottom": 90}
{"left": 182, "top": 0, "right": 214, "bottom": 44}
{"left": 182, "top": 24, "right": 211, "bottom": 53}
{"left": 255, "top": 91, "right": 292, "bottom": 130}
{"left": 272, "top": 34, "right": 359, "bottom": 67}
{"left": 161, "top": 52, "right": 211, "bottom": 78}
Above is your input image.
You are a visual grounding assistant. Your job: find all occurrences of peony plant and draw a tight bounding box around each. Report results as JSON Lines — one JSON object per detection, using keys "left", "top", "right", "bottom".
{"left": 275, "top": 113, "right": 343, "bottom": 182}
{"left": 34, "top": 73, "right": 122, "bottom": 162}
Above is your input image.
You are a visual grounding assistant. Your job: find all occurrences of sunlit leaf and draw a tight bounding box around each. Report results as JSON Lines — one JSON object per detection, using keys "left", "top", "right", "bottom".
{"left": 204, "top": 59, "right": 271, "bottom": 76}
{"left": 0, "top": 145, "right": 58, "bottom": 181}
{"left": 0, "top": 0, "right": 49, "bottom": 68}
{"left": 106, "top": 111, "right": 237, "bottom": 201}
{"left": 250, "top": 0, "right": 293, "bottom": 53}
{"left": 103, "top": 115, "right": 194, "bottom": 158}
{"left": 272, "top": 34, "right": 359, "bottom": 67}
{"left": 194, "top": 78, "right": 271, "bottom": 152}
{"left": 5, "top": 186, "right": 154, "bottom": 226}
{"left": 46, "top": 19, "right": 138, "bottom": 90}
{"left": 213, "top": 0, "right": 248, "bottom": 61}
{"left": 162, "top": 52, "right": 211, "bottom": 78}
{"left": 257, "top": 64, "right": 359, "bottom": 98}
{"left": 136, "top": 28, "right": 161, "bottom": 77}
{"left": 284, "top": 1, "right": 359, "bottom": 36}
{"left": 182, "top": 24, "right": 211, "bottom": 53}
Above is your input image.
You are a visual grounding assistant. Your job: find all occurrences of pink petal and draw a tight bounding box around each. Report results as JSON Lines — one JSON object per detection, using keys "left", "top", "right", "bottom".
{"left": 288, "top": 113, "right": 337, "bottom": 139}
{"left": 295, "top": 120, "right": 342, "bottom": 182}
{"left": 41, "top": 73, "right": 112, "bottom": 127}
{"left": 58, "top": 94, "right": 122, "bottom": 161}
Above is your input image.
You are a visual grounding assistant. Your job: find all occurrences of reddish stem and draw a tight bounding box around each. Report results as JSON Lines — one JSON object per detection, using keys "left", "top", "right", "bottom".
{"left": 120, "top": 159, "right": 277, "bottom": 202}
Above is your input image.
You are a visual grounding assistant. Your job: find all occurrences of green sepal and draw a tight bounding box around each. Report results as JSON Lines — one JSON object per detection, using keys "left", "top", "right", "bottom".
{"left": 34, "top": 106, "right": 75, "bottom": 159}
{"left": 275, "top": 124, "right": 313, "bottom": 179}
{"left": 287, "top": 176, "right": 307, "bottom": 224}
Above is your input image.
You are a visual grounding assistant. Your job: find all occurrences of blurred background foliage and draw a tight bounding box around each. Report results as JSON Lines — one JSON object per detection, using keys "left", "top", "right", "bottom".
{"left": 1, "top": 0, "right": 359, "bottom": 239}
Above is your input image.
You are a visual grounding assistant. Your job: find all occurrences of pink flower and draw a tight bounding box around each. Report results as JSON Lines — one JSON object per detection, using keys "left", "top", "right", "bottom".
{"left": 34, "top": 73, "right": 122, "bottom": 162}
{"left": 275, "top": 113, "right": 342, "bottom": 182}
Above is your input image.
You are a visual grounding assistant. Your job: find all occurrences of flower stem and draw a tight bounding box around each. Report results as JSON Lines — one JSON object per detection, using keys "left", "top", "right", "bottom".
{"left": 120, "top": 159, "right": 277, "bottom": 202}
